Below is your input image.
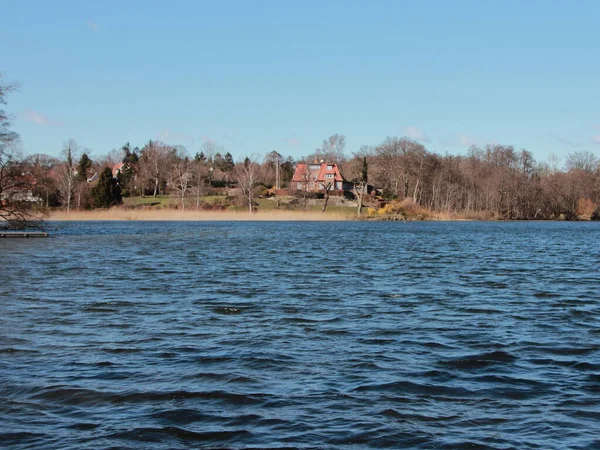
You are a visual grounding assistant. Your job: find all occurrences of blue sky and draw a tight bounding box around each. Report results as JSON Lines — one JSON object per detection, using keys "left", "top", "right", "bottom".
{"left": 2, "top": 0, "right": 599, "bottom": 162}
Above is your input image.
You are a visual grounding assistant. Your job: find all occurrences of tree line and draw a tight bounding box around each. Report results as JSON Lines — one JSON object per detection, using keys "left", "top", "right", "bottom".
{"left": 2, "top": 76, "right": 600, "bottom": 227}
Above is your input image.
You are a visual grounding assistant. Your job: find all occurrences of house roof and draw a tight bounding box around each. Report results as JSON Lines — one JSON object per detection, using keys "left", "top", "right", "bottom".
{"left": 112, "top": 162, "right": 125, "bottom": 176}
{"left": 291, "top": 162, "right": 344, "bottom": 182}
{"left": 316, "top": 163, "right": 343, "bottom": 182}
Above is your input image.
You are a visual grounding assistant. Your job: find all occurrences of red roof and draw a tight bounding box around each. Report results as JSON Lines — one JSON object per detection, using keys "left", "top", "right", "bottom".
{"left": 291, "top": 162, "right": 344, "bottom": 183}
{"left": 112, "top": 162, "right": 125, "bottom": 177}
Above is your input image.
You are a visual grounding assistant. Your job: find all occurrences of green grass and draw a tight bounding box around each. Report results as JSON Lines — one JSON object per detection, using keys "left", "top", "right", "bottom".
{"left": 123, "top": 195, "right": 173, "bottom": 207}
{"left": 122, "top": 194, "right": 356, "bottom": 216}
{"left": 202, "top": 195, "right": 228, "bottom": 205}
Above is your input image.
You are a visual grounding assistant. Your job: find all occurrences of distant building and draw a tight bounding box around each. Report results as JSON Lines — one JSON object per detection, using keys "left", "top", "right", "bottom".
{"left": 112, "top": 162, "right": 125, "bottom": 178}
{"left": 291, "top": 161, "right": 349, "bottom": 191}
{"left": 0, "top": 172, "right": 41, "bottom": 204}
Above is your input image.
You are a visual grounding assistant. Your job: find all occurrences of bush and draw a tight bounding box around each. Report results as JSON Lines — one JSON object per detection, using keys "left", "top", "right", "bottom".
{"left": 343, "top": 190, "right": 355, "bottom": 200}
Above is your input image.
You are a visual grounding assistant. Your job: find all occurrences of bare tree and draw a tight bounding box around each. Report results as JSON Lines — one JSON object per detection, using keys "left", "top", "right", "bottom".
{"left": 295, "top": 163, "right": 313, "bottom": 209}
{"left": 0, "top": 146, "right": 45, "bottom": 228}
{"left": 139, "top": 140, "right": 171, "bottom": 197}
{"left": 169, "top": 147, "right": 193, "bottom": 210}
{"left": 566, "top": 151, "right": 599, "bottom": 174}
{"left": 235, "top": 157, "right": 260, "bottom": 213}
{"left": 320, "top": 179, "right": 333, "bottom": 212}
{"left": 305, "top": 134, "right": 347, "bottom": 168}
{"left": 57, "top": 139, "right": 78, "bottom": 212}
{"left": 320, "top": 133, "right": 346, "bottom": 164}
{"left": 0, "top": 77, "right": 45, "bottom": 228}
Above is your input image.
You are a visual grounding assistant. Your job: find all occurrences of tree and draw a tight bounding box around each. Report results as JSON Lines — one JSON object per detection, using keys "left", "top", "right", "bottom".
{"left": 320, "top": 134, "right": 346, "bottom": 163}
{"left": 74, "top": 152, "right": 93, "bottom": 209}
{"left": 169, "top": 147, "right": 193, "bottom": 210}
{"left": 320, "top": 178, "right": 334, "bottom": 212}
{"left": 24, "top": 153, "right": 60, "bottom": 208}
{"left": 91, "top": 167, "right": 122, "bottom": 207}
{"left": 265, "top": 151, "right": 283, "bottom": 189}
{"left": 214, "top": 151, "right": 235, "bottom": 186}
{"left": 235, "top": 157, "right": 260, "bottom": 213}
{"left": 280, "top": 156, "right": 296, "bottom": 187}
{"left": 566, "top": 151, "right": 599, "bottom": 174}
{"left": 0, "top": 77, "right": 45, "bottom": 228}
{"left": 57, "top": 140, "right": 78, "bottom": 212}
{"left": 118, "top": 142, "right": 140, "bottom": 197}
{"left": 353, "top": 155, "right": 369, "bottom": 216}
{"left": 139, "top": 140, "right": 171, "bottom": 197}
{"left": 76, "top": 153, "right": 92, "bottom": 182}
{"left": 305, "top": 134, "right": 347, "bottom": 169}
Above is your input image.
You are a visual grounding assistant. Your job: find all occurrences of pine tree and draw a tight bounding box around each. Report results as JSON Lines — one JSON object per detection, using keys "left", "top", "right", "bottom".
{"left": 91, "top": 167, "right": 122, "bottom": 208}
{"left": 76, "top": 153, "right": 92, "bottom": 182}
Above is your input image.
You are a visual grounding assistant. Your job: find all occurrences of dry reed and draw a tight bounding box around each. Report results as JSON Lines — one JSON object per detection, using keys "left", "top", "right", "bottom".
{"left": 48, "top": 208, "right": 353, "bottom": 221}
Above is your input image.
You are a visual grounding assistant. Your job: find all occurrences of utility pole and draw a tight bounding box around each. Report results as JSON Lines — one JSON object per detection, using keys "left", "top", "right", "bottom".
{"left": 275, "top": 151, "right": 280, "bottom": 190}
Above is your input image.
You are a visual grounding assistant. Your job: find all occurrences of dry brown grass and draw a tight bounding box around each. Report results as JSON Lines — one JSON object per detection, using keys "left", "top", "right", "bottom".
{"left": 48, "top": 208, "right": 353, "bottom": 221}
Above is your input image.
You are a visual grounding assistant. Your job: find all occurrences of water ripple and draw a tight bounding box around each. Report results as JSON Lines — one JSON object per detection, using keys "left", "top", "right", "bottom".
{"left": 1, "top": 221, "right": 599, "bottom": 449}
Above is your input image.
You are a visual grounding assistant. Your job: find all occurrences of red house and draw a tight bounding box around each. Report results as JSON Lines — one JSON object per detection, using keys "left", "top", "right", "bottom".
{"left": 291, "top": 161, "right": 347, "bottom": 192}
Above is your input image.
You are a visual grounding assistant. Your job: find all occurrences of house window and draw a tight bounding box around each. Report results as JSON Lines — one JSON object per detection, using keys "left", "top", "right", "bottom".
{"left": 327, "top": 165, "right": 333, "bottom": 170}
{"left": 326, "top": 173, "right": 334, "bottom": 178}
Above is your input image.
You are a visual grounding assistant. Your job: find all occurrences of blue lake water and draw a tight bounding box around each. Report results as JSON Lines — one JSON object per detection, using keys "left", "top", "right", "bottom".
{"left": 1, "top": 221, "right": 599, "bottom": 449}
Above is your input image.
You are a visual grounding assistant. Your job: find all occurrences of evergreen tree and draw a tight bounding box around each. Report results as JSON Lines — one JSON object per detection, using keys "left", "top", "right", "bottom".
{"left": 76, "top": 153, "right": 92, "bottom": 182}
{"left": 223, "top": 152, "right": 235, "bottom": 172}
{"left": 92, "top": 167, "right": 122, "bottom": 207}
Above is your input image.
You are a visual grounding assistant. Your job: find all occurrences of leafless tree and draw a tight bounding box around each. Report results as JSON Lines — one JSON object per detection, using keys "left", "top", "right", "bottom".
{"left": 169, "top": 147, "right": 193, "bottom": 210}
{"left": 0, "top": 77, "right": 44, "bottom": 227}
{"left": 235, "top": 157, "right": 260, "bottom": 213}
{"left": 565, "top": 151, "right": 599, "bottom": 174}
{"left": 139, "top": 140, "right": 171, "bottom": 197}
{"left": 57, "top": 139, "right": 78, "bottom": 212}
{"left": 320, "top": 179, "right": 333, "bottom": 212}
{"left": 0, "top": 146, "right": 45, "bottom": 228}
{"left": 305, "top": 134, "right": 347, "bottom": 168}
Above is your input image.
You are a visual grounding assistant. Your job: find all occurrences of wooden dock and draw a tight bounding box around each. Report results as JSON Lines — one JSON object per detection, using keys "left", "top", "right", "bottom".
{"left": 0, "top": 231, "right": 48, "bottom": 238}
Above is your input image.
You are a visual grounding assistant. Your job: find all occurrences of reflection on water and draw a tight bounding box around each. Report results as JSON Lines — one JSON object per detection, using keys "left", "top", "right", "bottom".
{"left": 1, "top": 221, "right": 599, "bottom": 449}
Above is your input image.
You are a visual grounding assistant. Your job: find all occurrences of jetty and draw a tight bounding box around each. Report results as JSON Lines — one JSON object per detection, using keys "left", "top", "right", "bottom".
{"left": 0, "top": 231, "right": 48, "bottom": 238}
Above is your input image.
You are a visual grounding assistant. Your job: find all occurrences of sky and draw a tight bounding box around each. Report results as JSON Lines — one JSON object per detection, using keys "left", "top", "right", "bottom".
{"left": 1, "top": 0, "right": 600, "bottom": 163}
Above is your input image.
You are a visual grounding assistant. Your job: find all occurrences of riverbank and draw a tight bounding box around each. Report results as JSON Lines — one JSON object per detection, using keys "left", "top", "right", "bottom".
{"left": 47, "top": 208, "right": 353, "bottom": 221}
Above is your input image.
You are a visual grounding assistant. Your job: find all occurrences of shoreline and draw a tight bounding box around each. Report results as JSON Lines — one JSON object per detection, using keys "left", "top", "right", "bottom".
{"left": 43, "top": 209, "right": 598, "bottom": 223}
{"left": 47, "top": 209, "right": 354, "bottom": 221}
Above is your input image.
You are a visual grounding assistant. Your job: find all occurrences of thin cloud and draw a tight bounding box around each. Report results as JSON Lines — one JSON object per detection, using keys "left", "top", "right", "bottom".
{"left": 548, "top": 133, "right": 580, "bottom": 148}
{"left": 282, "top": 134, "right": 300, "bottom": 147}
{"left": 157, "top": 129, "right": 195, "bottom": 143}
{"left": 88, "top": 21, "right": 99, "bottom": 32}
{"left": 405, "top": 126, "right": 430, "bottom": 143}
{"left": 21, "top": 110, "right": 62, "bottom": 126}
{"left": 592, "top": 136, "right": 600, "bottom": 145}
{"left": 458, "top": 134, "right": 480, "bottom": 147}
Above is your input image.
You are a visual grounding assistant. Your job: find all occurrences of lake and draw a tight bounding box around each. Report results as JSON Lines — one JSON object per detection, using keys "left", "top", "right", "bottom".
{"left": 1, "top": 221, "right": 599, "bottom": 449}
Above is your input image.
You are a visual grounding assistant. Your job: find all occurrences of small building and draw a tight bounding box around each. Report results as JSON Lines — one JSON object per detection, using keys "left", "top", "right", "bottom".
{"left": 0, "top": 173, "right": 41, "bottom": 204}
{"left": 112, "top": 162, "right": 125, "bottom": 178}
{"left": 291, "top": 161, "right": 349, "bottom": 192}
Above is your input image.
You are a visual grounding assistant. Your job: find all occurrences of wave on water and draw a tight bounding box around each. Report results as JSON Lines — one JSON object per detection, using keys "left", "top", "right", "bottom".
{"left": 1, "top": 221, "right": 599, "bottom": 449}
